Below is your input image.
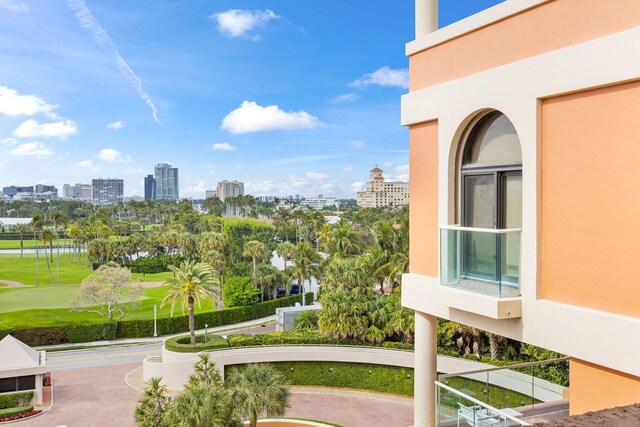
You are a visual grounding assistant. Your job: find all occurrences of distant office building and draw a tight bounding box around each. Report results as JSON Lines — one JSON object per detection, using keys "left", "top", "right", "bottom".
{"left": 216, "top": 180, "right": 244, "bottom": 202}
{"left": 144, "top": 175, "right": 156, "bottom": 201}
{"left": 2, "top": 186, "right": 34, "bottom": 198}
{"left": 357, "top": 166, "right": 409, "bottom": 208}
{"left": 205, "top": 189, "right": 217, "bottom": 199}
{"left": 35, "top": 184, "right": 58, "bottom": 199}
{"left": 154, "top": 163, "right": 179, "bottom": 200}
{"left": 63, "top": 183, "right": 92, "bottom": 201}
{"left": 92, "top": 178, "right": 124, "bottom": 205}
{"left": 300, "top": 196, "right": 339, "bottom": 210}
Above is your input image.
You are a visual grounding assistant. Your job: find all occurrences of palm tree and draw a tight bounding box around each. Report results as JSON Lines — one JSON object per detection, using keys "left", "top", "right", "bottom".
{"left": 53, "top": 212, "right": 68, "bottom": 285}
{"left": 227, "top": 364, "right": 290, "bottom": 427}
{"left": 12, "top": 223, "right": 29, "bottom": 259}
{"left": 276, "top": 241, "right": 295, "bottom": 272}
{"left": 161, "top": 261, "right": 218, "bottom": 345}
{"left": 164, "top": 385, "right": 235, "bottom": 427}
{"left": 290, "top": 242, "right": 320, "bottom": 297}
{"left": 242, "top": 240, "right": 266, "bottom": 298}
{"left": 41, "top": 229, "right": 56, "bottom": 285}
{"left": 134, "top": 377, "right": 170, "bottom": 427}
{"left": 31, "top": 214, "right": 45, "bottom": 286}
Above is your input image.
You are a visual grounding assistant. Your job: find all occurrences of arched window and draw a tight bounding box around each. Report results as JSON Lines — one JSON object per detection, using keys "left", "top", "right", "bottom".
{"left": 461, "top": 112, "right": 522, "bottom": 230}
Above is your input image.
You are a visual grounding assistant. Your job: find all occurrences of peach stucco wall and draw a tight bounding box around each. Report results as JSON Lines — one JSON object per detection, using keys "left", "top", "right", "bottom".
{"left": 409, "top": 121, "right": 439, "bottom": 277}
{"left": 569, "top": 358, "right": 640, "bottom": 415}
{"left": 540, "top": 81, "right": 640, "bottom": 318}
{"left": 410, "top": 0, "right": 640, "bottom": 91}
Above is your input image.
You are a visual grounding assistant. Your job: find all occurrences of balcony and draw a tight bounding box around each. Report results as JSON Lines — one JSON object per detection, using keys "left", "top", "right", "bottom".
{"left": 440, "top": 226, "right": 521, "bottom": 298}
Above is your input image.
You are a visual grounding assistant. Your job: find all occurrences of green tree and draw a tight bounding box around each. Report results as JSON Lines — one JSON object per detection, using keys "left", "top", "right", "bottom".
{"left": 134, "top": 377, "right": 170, "bottom": 427}
{"left": 295, "top": 310, "right": 318, "bottom": 331}
{"left": 161, "top": 261, "right": 218, "bottom": 345}
{"left": 12, "top": 223, "right": 29, "bottom": 259}
{"left": 53, "top": 212, "right": 68, "bottom": 285}
{"left": 276, "top": 241, "right": 295, "bottom": 272}
{"left": 31, "top": 214, "right": 45, "bottom": 286}
{"left": 290, "top": 242, "right": 320, "bottom": 297}
{"left": 242, "top": 240, "right": 266, "bottom": 300}
{"left": 227, "top": 364, "right": 290, "bottom": 427}
{"left": 41, "top": 229, "right": 56, "bottom": 285}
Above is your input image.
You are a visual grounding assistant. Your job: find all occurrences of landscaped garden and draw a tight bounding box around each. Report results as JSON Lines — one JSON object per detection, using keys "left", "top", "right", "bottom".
{"left": 0, "top": 391, "right": 40, "bottom": 422}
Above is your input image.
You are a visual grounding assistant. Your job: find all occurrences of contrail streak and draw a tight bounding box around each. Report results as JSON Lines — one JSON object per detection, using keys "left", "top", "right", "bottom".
{"left": 68, "top": 0, "right": 161, "bottom": 125}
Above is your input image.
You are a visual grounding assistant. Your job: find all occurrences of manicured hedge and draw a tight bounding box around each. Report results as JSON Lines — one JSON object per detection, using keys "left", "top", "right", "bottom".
{"left": 0, "top": 293, "right": 313, "bottom": 346}
{"left": 165, "top": 334, "right": 230, "bottom": 353}
{"left": 227, "top": 362, "right": 415, "bottom": 396}
{"left": 0, "top": 391, "right": 33, "bottom": 410}
{"left": 226, "top": 330, "right": 414, "bottom": 350}
{"left": 0, "top": 406, "right": 34, "bottom": 418}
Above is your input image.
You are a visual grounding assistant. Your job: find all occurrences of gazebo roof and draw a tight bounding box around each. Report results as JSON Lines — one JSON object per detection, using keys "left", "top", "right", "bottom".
{"left": 0, "top": 335, "right": 41, "bottom": 370}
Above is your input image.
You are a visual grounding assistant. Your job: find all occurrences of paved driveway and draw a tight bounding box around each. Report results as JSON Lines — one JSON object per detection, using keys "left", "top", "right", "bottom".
{"left": 21, "top": 361, "right": 413, "bottom": 427}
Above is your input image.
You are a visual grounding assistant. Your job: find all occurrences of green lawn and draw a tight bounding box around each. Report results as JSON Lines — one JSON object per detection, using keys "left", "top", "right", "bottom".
{"left": 0, "top": 253, "right": 213, "bottom": 330}
{"left": 0, "top": 239, "right": 74, "bottom": 249}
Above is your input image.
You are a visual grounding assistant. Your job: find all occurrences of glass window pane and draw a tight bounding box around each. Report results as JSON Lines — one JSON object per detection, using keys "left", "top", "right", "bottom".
{"left": 465, "top": 113, "right": 522, "bottom": 166}
{"left": 17, "top": 375, "right": 35, "bottom": 391}
{"left": 0, "top": 377, "right": 16, "bottom": 393}
{"left": 463, "top": 175, "right": 495, "bottom": 228}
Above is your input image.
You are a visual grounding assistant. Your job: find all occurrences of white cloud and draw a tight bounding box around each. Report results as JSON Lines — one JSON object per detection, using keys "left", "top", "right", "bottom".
{"left": 306, "top": 171, "right": 328, "bottom": 180}
{"left": 344, "top": 165, "right": 354, "bottom": 172}
{"left": 68, "top": 0, "right": 161, "bottom": 125}
{"left": 10, "top": 142, "right": 54, "bottom": 159}
{"left": 0, "top": 138, "right": 18, "bottom": 146}
{"left": 0, "top": 1, "right": 29, "bottom": 13}
{"left": 395, "top": 164, "right": 409, "bottom": 174}
{"left": 212, "top": 142, "right": 238, "bottom": 151}
{"left": 76, "top": 159, "right": 101, "bottom": 173}
{"left": 12, "top": 119, "right": 78, "bottom": 139}
{"left": 211, "top": 9, "right": 279, "bottom": 39}
{"left": 0, "top": 86, "right": 56, "bottom": 117}
{"left": 221, "top": 101, "right": 320, "bottom": 134}
{"left": 181, "top": 181, "right": 208, "bottom": 198}
{"left": 98, "top": 148, "right": 131, "bottom": 163}
{"left": 350, "top": 66, "right": 409, "bottom": 90}
{"left": 106, "top": 120, "right": 126, "bottom": 130}
{"left": 125, "top": 166, "right": 143, "bottom": 175}
{"left": 349, "top": 140, "right": 365, "bottom": 149}
{"left": 331, "top": 93, "right": 358, "bottom": 103}
{"left": 350, "top": 181, "right": 365, "bottom": 192}
{"left": 273, "top": 154, "right": 345, "bottom": 166}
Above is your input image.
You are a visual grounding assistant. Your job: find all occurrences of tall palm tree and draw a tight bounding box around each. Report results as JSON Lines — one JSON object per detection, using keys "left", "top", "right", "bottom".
{"left": 12, "top": 223, "right": 29, "bottom": 259}
{"left": 290, "top": 242, "right": 320, "bottom": 297}
{"left": 164, "top": 385, "right": 233, "bottom": 427}
{"left": 41, "top": 229, "right": 56, "bottom": 285}
{"left": 31, "top": 214, "right": 45, "bottom": 286}
{"left": 275, "top": 241, "right": 295, "bottom": 273}
{"left": 242, "top": 240, "right": 266, "bottom": 298}
{"left": 53, "top": 212, "right": 68, "bottom": 285}
{"left": 161, "top": 261, "right": 218, "bottom": 345}
{"left": 227, "top": 364, "right": 290, "bottom": 427}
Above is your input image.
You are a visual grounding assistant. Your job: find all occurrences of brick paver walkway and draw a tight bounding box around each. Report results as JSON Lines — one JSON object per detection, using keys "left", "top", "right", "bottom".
{"left": 21, "top": 361, "right": 413, "bottom": 427}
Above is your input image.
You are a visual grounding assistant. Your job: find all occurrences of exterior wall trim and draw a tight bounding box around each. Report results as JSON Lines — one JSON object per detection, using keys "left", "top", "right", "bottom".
{"left": 406, "top": 0, "right": 551, "bottom": 56}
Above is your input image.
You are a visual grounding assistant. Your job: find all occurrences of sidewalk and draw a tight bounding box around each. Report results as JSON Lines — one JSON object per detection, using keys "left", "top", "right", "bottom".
{"left": 34, "top": 315, "right": 276, "bottom": 351}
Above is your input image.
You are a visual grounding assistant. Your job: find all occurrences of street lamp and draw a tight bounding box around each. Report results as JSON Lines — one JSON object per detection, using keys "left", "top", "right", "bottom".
{"left": 153, "top": 304, "right": 158, "bottom": 337}
{"left": 205, "top": 324, "right": 208, "bottom": 342}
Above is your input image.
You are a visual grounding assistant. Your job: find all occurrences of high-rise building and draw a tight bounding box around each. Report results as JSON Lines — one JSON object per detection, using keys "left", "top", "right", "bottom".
{"left": 35, "top": 184, "right": 58, "bottom": 199}
{"left": 154, "top": 163, "right": 179, "bottom": 200}
{"left": 144, "top": 175, "right": 156, "bottom": 201}
{"left": 356, "top": 166, "right": 409, "bottom": 208}
{"left": 92, "top": 178, "right": 124, "bottom": 205}
{"left": 2, "top": 186, "right": 34, "bottom": 198}
{"left": 405, "top": 1, "right": 640, "bottom": 425}
{"left": 216, "top": 180, "right": 244, "bottom": 202}
{"left": 205, "top": 189, "right": 217, "bottom": 199}
{"left": 63, "top": 183, "right": 92, "bottom": 201}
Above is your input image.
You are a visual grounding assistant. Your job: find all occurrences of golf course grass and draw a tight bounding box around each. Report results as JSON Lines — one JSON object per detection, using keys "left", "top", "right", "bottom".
{"left": 0, "top": 239, "right": 74, "bottom": 249}
{"left": 0, "top": 253, "right": 212, "bottom": 330}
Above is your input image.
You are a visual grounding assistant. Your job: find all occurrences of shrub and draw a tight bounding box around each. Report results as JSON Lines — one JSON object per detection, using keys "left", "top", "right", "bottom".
{"left": 0, "top": 406, "right": 34, "bottom": 419}
{"left": 0, "top": 321, "right": 118, "bottom": 346}
{"left": 165, "top": 334, "right": 230, "bottom": 353}
{"left": 124, "top": 254, "right": 183, "bottom": 274}
{"left": 0, "top": 392, "right": 33, "bottom": 410}
{"left": 227, "top": 362, "right": 414, "bottom": 396}
{"left": 226, "top": 330, "right": 413, "bottom": 350}
{"left": 224, "top": 276, "right": 259, "bottom": 307}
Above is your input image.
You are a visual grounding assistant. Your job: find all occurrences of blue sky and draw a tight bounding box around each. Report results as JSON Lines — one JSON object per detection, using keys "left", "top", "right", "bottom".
{"left": 0, "top": 0, "right": 504, "bottom": 198}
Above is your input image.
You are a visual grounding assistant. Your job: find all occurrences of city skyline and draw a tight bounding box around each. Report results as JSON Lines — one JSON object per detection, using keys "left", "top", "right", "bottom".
{"left": 0, "top": 0, "right": 504, "bottom": 198}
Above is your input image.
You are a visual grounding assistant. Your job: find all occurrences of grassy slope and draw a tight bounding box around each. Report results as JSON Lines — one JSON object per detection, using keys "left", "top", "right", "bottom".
{"left": 0, "top": 253, "right": 213, "bottom": 329}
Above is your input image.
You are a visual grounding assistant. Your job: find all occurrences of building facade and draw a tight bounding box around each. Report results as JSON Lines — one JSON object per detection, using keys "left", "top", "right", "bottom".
{"left": 62, "top": 183, "right": 92, "bottom": 201}
{"left": 300, "top": 196, "right": 339, "bottom": 210}
{"left": 403, "top": 1, "right": 640, "bottom": 425}
{"left": 2, "top": 186, "right": 34, "bottom": 198}
{"left": 144, "top": 175, "right": 156, "bottom": 201}
{"left": 356, "top": 166, "right": 409, "bottom": 208}
{"left": 205, "top": 189, "right": 217, "bottom": 199}
{"left": 154, "top": 163, "right": 179, "bottom": 200}
{"left": 216, "top": 180, "right": 244, "bottom": 202}
{"left": 92, "top": 178, "right": 124, "bottom": 205}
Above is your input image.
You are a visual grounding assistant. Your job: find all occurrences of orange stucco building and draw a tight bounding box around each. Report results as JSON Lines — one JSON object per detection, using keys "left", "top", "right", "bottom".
{"left": 402, "top": 1, "right": 640, "bottom": 425}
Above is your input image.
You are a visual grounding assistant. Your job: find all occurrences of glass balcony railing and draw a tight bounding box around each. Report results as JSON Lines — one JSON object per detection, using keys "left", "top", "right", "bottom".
{"left": 440, "top": 226, "right": 521, "bottom": 298}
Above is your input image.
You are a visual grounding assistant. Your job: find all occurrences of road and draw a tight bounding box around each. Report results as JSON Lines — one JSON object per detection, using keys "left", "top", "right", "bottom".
{"left": 45, "top": 342, "right": 162, "bottom": 370}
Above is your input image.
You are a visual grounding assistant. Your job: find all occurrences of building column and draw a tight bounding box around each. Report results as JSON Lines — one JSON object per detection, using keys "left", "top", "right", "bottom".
{"left": 414, "top": 311, "right": 437, "bottom": 427}
{"left": 415, "top": 0, "right": 438, "bottom": 38}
